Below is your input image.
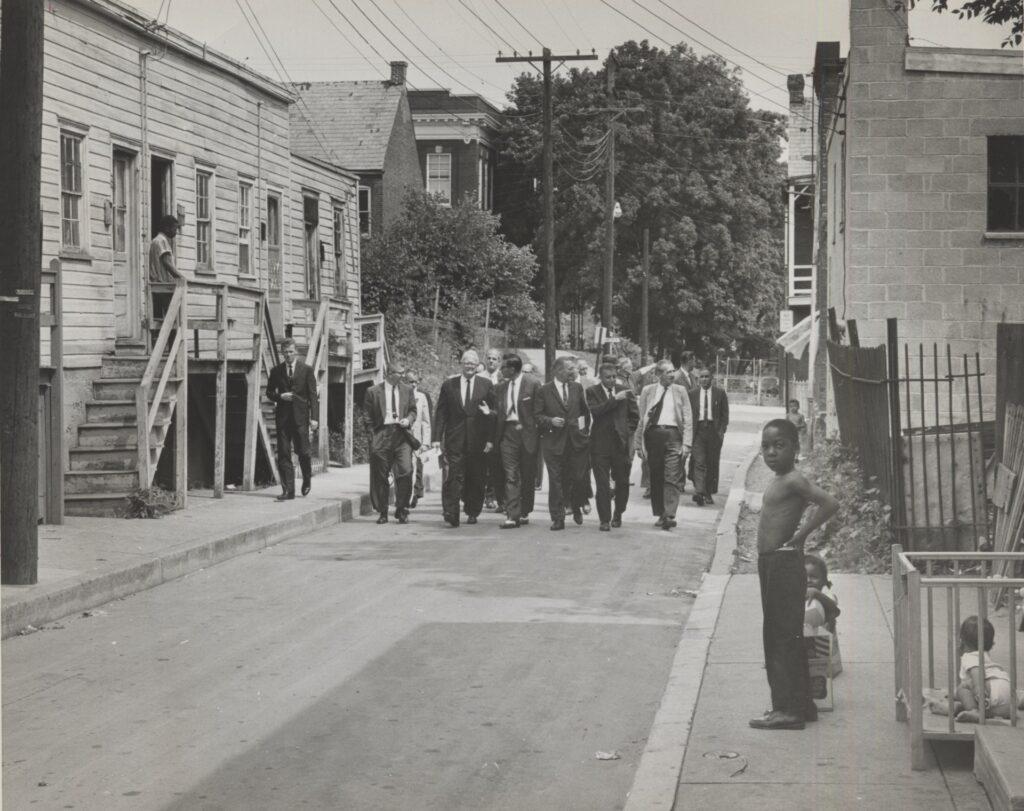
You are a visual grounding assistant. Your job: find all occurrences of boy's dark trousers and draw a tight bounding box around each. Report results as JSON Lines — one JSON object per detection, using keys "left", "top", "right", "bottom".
{"left": 758, "top": 549, "right": 811, "bottom": 716}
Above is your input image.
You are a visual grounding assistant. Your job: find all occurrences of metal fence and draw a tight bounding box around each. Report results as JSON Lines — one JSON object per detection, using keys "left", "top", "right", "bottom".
{"left": 715, "top": 357, "right": 782, "bottom": 406}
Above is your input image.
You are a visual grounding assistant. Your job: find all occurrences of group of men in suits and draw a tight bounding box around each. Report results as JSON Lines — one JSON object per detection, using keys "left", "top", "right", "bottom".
{"left": 266, "top": 338, "right": 729, "bottom": 532}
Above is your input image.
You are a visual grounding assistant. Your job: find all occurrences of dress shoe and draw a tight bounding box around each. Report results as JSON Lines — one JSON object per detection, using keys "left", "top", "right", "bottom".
{"left": 467, "top": 515, "right": 478, "bottom": 525}
{"left": 655, "top": 515, "right": 666, "bottom": 528}
{"left": 550, "top": 520, "right": 565, "bottom": 531}
{"left": 642, "top": 489, "right": 651, "bottom": 499}
{"left": 410, "top": 495, "right": 419, "bottom": 509}
{"left": 705, "top": 495, "right": 715, "bottom": 505}
{"left": 535, "top": 482, "right": 542, "bottom": 490}
{"left": 301, "top": 480, "right": 311, "bottom": 497}
{"left": 692, "top": 494, "right": 704, "bottom": 505}
{"left": 748, "top": 711, "right": 805, "bottom": 730}
{"left": 599, "top": 522, "right": 611, "bottom": 532}
{"left": 276, "top": 493, "right": 295, "bottom": 502}
{"left": 500, "top": 519, "right": 520, "bottom": 529}
{"left": 573, "top": 508, "right": 583, "bottom": 525}
{"left": 582, "top": 504, "right": 591, "bottom": 516}
{"left": 494, "top": 504, "right": 506, "bottom": 513}
{"left": 519, "top": 517, "right": 530, "bottom": 526}
{"left": 376, "top": 514, "right": 388, "bottom": 524}
{"left": 396, "top": 512, "right": 409, "bottom": 525}
{"left": 444, "top": 517, "right": 459, "bottom": 528}
{"left": 611, "top": 513, "right": 622, "bottom": 528}
{"left": 484, "top": 498, "right": 496, "bottom": 510}
{"left": 662, "top": 517, "right": 677, "bottom": 531}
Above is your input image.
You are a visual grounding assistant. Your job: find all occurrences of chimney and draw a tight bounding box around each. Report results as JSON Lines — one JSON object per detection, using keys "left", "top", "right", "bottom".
{"left": 787, "top": 74, "right": 804, "bottom": 106}
{"left": 389, "top": 61, "right": 407, "bottom": 86}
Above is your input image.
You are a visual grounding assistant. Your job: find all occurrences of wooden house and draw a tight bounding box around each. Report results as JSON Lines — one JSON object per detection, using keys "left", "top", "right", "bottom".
{"left": 30, "top": 0, "right": 384, "bottom": 517}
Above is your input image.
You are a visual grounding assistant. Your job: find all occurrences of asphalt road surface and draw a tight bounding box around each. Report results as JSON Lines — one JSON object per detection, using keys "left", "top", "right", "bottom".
{"left": 3, "top": 406, "right": 770, "bottom": 810}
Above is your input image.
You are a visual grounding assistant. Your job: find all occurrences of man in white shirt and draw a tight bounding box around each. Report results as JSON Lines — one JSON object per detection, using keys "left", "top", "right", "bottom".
{"left": 364, "top": 363, "right": 417, "bottom": 524}
{"left": 635, "top": 360, "right": 693, "bottom": 530}
{"left": 405, "top": 370, "right": 433, "bottom": 510}
{"left": 148, "top": 215, "right": 182, "bottom": 343}
{"left": 483, "top": 347, "right": 505, "bottom": 510}
{"left": 688, "top": 368, "right": 730, "bottom": 506}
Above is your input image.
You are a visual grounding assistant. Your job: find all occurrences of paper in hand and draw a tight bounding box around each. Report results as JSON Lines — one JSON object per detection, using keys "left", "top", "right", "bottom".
{"left": 577, "top": 415, "right": 587, "bottom": 431}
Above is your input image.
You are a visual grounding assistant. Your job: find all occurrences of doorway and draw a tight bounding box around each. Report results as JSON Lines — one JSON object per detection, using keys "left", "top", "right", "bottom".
{"left": 113, "top": 148, "right": 141, "bottom": 342}
{"left": 303, "top": 195, "right": 320, "bottom": 301}
{"left": 266, "top": 192, "right": 283, "bottom": 334}
{"left": 150, "top": 156, "right": 174, "bottom": 327}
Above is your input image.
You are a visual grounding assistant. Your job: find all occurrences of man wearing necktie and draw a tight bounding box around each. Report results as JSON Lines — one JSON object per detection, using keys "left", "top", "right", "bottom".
{"left": 433, "top": 350, "right": 495, "bottom": 527}
{"left": 492, "top": 353, "right": 542, "bottom": 529}
{"left": 266, "top": 338, "right": 319, "bottom": 501}
{"left": 586, "top": 362, "right": 640, "bottom": 531}
{"left": 688, "top": 368, "right": 730, "bottom": 506}
{"left": 363, "top": 362, "right": 418, "bottom": 524}
{"left": 536, "top": 356, "right": 592, "bottom": 531}
{"left": 635, "top": 360, "right": 693, "bottom": 530}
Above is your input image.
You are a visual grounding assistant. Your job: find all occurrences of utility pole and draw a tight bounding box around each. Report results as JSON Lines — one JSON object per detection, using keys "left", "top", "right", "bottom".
{"left": 0, "top": 0, "right": 45, "bottom": 585}
{"left": 602, "top": 50, "right": 617, "bottom": 357}
{"left": 641, "top": 227, "right": 650, "bottom": 366}
{"left": 498, "top": 48, "right": 597, "bottom": 379}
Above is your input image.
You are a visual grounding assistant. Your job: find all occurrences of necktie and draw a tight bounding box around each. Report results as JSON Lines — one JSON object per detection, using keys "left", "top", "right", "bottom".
{"left": 390, "top": 386, "right": 398, "bottom": 420}
{"left": 651, "top": 386, "right": 668, "bottom": 424}
{"left": 463, "top": 377, "right": 470, "bottom": 408}
{"left": 287, "top": 363, "right": 294, "bottom": 380}
{"left": 704, "top": 389, "right": 710, "bottom": 421}
{"left": 509, "top": 380, "right": 518, "bottom": 416}
{"left": 562, "top": 383, "right": 568, "bottom": 403}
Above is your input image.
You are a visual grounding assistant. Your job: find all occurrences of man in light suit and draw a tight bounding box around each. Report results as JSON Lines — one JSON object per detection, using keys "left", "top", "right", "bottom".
{"left": 536, "top": 356, "right": 591, "bottom": 531}
{"left": 689, "top": 368, "right": 730, "bottom": 506}
{"left": 364, "top": 362, "right": 418, "bottom": 524}
{"left": 433, "top": 350, "right": 495, "bottom": 527}
{"left": 587, "top": 362, "right": 640, "bottom": 531}
{"left": 405, "top": 370, "right": 433, "bottom": 510}
{"left": 266, "top": 338, "right": 319, "bottom": 501}
{"left": 483, "top": 347, "right": 505, "bottom": 510}
{"left": 493, "top": 353, "right": 542, "bottom": 529}
{"left": 635, "top": 360, "right": 693, "bottom": 531}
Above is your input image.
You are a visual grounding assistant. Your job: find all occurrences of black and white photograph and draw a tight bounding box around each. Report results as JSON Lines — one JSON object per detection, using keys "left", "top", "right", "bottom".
{"left": 1, "top": 0, "right": 1023, "bottom": 807}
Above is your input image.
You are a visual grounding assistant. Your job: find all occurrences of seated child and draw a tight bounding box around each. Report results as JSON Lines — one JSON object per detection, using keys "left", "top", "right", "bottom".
{"left": 804, "top": 554, "right": 840, "bottom": 637}
{"left": 926, "top": 615, "right": 1013, "bottom": 723}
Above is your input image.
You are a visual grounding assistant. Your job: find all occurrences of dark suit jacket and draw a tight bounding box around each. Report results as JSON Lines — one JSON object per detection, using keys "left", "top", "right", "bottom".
{"left": 267, "top": 360, "right": 318, "bottom": 429}
{"left": 689, "top": 385, "right": 730, "bottom": 437}
{"left": 433, "top": 374, "right": 495, "bottom": 454}
{"left": 586, "top": 383, "right": 640, "bottom": 453}
{"left": 535, "top": 380, "right": 591, "bottom": 455}
{"left": 364, "top": 381, "right": 417, "bottom": 432}
{"left": 493, "top": 374, "right": 542, "bottom": 454}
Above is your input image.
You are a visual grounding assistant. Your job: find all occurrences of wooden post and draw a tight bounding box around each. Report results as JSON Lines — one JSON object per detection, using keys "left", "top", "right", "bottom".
{"left": 886, "top": 318, "right": 907, "bottom": 545}
{"left": 175, "top": 283, "right": 188, "bottom": 508}
{"left": 847, "top": 318, "right": 860, "bottom": 347}
{"left": 996, "top": 323, "right": 1024, "bottom": 464}
{"left": 0, "top": 0, "right": 44, "bottom": 584}
{"left": 242, "top": 297, "right": 261, "bottom": 490}
{"left": 46, "top": 259, "right": 65, "bottom": 524}
{"left": 640, "top": 228, "right": 649, "bottom": 366}
{"left": 319, "top": 334, "right": 329, "bottom": 466}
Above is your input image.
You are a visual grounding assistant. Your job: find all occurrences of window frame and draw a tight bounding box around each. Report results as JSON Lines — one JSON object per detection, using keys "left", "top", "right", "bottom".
{"left": 60, "top": 130, "right": 86, "bottom": 252}
{"left": 238, "top": 179, "right": 254, "bottom": 278}
{"left": 195, "top": 167, "right": 215, "bottom": 273}
{"left": 358, "top": 186, "right": 371, "bottom": 236}
{"left": 426, "top": 152, "right": 452, "bottom": 205}
{"left": 987, "top": 135, "right": 1024, "bottom": 233}
{"left": 333, "top": 203, "right": 346, "bottom": 297}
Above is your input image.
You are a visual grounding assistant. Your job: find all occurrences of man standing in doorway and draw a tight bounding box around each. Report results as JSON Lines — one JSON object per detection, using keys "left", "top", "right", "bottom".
{"left": 587, "top": 362, "right": 639, "bottom": 531}
{"left": 536, "top": 356, "right": 591, "bottom": 531}
{"left": 364, "top": 363, "right": 417, "bottom": 524}
{"left": 635, "top": 360, "right": 692, "bottom": 531}
{"left": 689, "top": 368, "right": 730, "bottom": 506}
{"left": 266, "top": 338, "right": 319, "bottom": 501}
{"left": 433, "top": 350, "right": 495, "bottom": 527}
{"left": 493, "top": 353, "right": 541, "bottom": 529}
{"left": 148, "top": 214, "right": 182, "bottom": 341}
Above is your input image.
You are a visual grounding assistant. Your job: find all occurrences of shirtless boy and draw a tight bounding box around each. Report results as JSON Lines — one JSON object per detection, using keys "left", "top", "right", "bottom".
{"left": 750, "top": 419, "right": 839, "bottom": 730}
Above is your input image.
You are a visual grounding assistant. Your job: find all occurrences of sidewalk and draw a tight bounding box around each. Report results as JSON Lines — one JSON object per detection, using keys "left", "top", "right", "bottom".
{"left": 628, "top": 454, "right": 992, "bottom": 810}
{"left": 1, "top": 458, "right": 438, "bottom": 639}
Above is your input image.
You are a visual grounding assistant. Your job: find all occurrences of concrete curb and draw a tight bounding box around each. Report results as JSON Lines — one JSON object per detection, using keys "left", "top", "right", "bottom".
{"left": 2, "top": 474, "right": 433, "bottom": 639}
{"left": 624, "top": 443, "right": 761, "bottom": 811}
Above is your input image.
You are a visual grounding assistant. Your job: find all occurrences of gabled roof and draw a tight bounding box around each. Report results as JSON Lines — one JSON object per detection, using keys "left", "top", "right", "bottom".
{"left": 290, "top": 80, "right": 405, "bottom": 172}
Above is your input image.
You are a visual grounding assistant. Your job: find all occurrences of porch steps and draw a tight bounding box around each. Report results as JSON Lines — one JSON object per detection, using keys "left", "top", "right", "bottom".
{"left": 975, "top": 726, "right": 1024, "bottom": 811}
{"left": 65, "top": 352, "right": 181, "bottom": 517}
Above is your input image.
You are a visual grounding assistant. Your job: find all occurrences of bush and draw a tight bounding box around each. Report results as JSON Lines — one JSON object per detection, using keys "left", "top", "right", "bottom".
{"left": 802, "top": 438, "right": 894, "bottom": 574}
{"left": 123, "top": 486, "right": 178, "bottom": 519}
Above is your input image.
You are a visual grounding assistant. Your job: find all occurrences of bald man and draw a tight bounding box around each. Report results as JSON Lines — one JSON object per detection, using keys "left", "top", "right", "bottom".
{"left": 433, "top": 349, "right": 496, "bottom": 527}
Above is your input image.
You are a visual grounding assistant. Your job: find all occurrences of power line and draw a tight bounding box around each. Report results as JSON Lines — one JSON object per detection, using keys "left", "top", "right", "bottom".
{"left": 538, "top": 0, "right": 574, "bottom": 44}
{"left": 307, "top": 0, "right": 384, "bottom": 77}
{"left": 491, "top": 0, "right": 545, "bottom": 51}
{"left": 458, "top": 0, "right": 518, "bottom": 52}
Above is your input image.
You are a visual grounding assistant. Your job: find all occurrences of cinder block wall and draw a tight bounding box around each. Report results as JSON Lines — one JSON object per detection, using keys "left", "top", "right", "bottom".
{"left": 838, "top": 0, "right": 1024, "bottom": 414}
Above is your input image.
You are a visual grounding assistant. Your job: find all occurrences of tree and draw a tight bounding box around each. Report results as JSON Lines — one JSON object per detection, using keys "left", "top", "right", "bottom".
{"left": 362, "top": 191, "right": 543, "bottom": 346}
{"left": 498, "top": 40, "right": 788, "bottom": 360}
{"left": 900, "top": 0, "right": 1022, "bottom": 46}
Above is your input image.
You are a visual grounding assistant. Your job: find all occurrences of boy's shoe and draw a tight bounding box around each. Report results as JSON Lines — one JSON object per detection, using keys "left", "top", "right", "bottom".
{"left": 748, "top": 711, "right": 805, "bottom": 730}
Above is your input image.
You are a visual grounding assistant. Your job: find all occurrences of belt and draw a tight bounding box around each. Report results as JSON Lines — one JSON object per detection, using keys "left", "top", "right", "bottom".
{"left": 650, "top": 424, "right": 680, "bottom": 431}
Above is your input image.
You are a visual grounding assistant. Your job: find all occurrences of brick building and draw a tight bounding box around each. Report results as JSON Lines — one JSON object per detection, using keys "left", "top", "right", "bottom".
{"left": 408, "top": 90, "right": 502, "bottom": 210}
{"left": 815, "top": 0, "right": 1024, "bottom": 417}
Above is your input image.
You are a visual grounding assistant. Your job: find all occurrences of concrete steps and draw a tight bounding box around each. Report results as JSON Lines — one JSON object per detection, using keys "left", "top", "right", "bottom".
{"left": 975, "top": 725, "right": 1024, "bottom": 810}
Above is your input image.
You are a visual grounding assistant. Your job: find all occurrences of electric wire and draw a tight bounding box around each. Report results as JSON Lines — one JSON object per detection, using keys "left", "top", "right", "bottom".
{"left": 491, "top": 0, "right": 545, "bottom": 51}
{"left": 307, "top": 0, "right": 385, "bottom": 77}
{"left": 456, "top": 0, "right": 519, "bottom": 52}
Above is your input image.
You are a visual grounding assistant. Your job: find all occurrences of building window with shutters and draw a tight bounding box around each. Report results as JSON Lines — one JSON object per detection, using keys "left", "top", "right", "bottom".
{"left": 358, "top": 186, "right": 371, "bottom": 236}
{"left": 238, "top": 180, "right": 253, "bottom": 277}
{"left": 333, "top": 204, "right": 346, "bottom": 296}
{"left": 196, "top": 169, "right": 214, "bottom": 271}
{"left": 988, "top": 136, "right": 1024, "bottom": 232}
{"left": 426, "top": 152, "right": 452, "bottom": 205}
{"left": 60, "top": 131, "right": 85, "bottom": 250}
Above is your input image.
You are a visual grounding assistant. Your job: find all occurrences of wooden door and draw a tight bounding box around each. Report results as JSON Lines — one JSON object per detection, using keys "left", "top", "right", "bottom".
{"left": 112, "top": 149, "right": 140, "bottom": 341}
{"left": 267, "top": 192, "right": 283, "bottom": 334}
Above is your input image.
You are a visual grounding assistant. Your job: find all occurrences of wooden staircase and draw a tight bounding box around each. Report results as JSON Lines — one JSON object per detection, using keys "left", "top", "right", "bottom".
{"left": 64, "top": 352, "right": 182, "bottom": 516}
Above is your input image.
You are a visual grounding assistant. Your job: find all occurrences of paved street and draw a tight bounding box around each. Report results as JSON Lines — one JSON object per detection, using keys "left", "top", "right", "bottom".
{"left": 2, "top": 407, "right": 768, "bottom": 810}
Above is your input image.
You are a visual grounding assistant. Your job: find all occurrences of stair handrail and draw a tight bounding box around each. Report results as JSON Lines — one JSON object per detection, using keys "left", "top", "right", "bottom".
{"left": 304, "top": 299, "right": 329, "bottom": 371}
{"left": 137, "top": 278, "right": 186, "bottom": 488}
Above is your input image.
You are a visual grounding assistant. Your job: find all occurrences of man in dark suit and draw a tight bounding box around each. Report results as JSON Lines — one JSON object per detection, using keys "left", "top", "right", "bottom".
{"left": 433, "top": 350, "right": 495, "bottom": 527}
{"left": 689, "top": 368, "right": 730, "bottom": 506}
{"left": 363, "top": 362, "right": 418, "bottom": 524}
{"left": 493, "top": 353, "right": 542, "bottom": 529}
{"left": 536, "top": 356, "right": 591, "bottom": 531}
{"left": 521, "top": 362, "right": 545, "bottom": 491}
{"left": 266, "top": 338, "right": 318, "bottom": 501}
{"left": 586, "top": 362, "right": 640, "bottom": 531}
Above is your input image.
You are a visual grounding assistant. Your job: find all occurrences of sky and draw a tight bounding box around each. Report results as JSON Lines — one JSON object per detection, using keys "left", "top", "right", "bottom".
{"left": 129, "top": 0, "right": 1017, "bottom": 116}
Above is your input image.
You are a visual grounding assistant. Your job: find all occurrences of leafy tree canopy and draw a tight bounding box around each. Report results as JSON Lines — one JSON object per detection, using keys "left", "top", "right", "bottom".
{"left": 900, "top": 0, "right": 1022, "bottom": 46}
{"left": 361, "top": 192, "right": 542, "bottom": 345}
{"left": 497, "top": 40, "right": 788, "bottom": 360}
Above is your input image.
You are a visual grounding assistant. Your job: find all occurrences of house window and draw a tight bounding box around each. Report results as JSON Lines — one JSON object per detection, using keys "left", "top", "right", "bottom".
{"left": 358, "top": 186, "right": 371, "bottom": 236}
{"left": 426, "top": 152, "right": 452, "bottom": 204}
{"left": 196, "top": 169, "right": 214, "bottom": 270}
{"left": 60, "top": 132, "right": 84, "bottom": 249}
{"left": 238, "top": 181, "right": 253, "bottom": 276}
{"left": 333, "top": 205, "right": 346, "bottom": 296}
{"left": 112, "top": 154, "right": 129, "bottom": 255}
{"left": 988, "top": 136, "right": 1024, "bottom": 232}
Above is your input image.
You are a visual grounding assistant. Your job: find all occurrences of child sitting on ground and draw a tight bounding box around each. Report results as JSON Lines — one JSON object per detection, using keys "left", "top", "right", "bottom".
{"left": 749, "top": 420, "right": 839, "bottom": 731}
{"left": 804, "top": 554, "right": 840, "bottom": 637}
{"left": 926, "top": 615, "right": 1014, "bottom": 723}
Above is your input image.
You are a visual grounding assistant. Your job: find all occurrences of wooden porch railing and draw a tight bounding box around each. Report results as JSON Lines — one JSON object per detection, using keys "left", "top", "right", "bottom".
{"left": 40, "top": 258, "right": 64, "bottom": 524}
{"left": 354, "top": 312, "right": 388, "bottom": 381}
{"left": 302, "top": 297, "right": 354, "bottom": 468}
